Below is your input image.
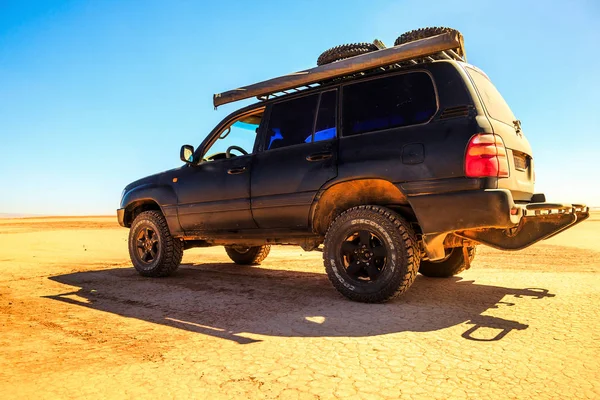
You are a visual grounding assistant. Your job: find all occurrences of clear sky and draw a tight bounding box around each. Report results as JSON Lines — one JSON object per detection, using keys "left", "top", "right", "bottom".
{"left": 1, "top": 0, "right": 599, "bottom": 215}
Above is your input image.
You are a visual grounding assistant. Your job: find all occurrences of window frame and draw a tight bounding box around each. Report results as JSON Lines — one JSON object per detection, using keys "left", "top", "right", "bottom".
{"left": 339, "top": 69, "right": 439, "bottom": 138}
{"left": 196, "top": 107, "right": 266, "bottom": 165}
{"left": 312, "top": 89, "right": 339, "bottom": 144}
{"left": 258, "top": 89, "right": 339, "bottom": 154}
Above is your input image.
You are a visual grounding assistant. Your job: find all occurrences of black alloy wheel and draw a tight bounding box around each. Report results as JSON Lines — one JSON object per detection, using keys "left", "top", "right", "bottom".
{"left": 128, "top": 210, "right": 183, "bottom": 277}
{"left": 323, "top": 205, "right": 420, "bottom": 303}
{"left": 135, "top": 227, "right": 159, "bottom": 264}
{"left": 339, "top": 230, "right": 388, "bottom": 282}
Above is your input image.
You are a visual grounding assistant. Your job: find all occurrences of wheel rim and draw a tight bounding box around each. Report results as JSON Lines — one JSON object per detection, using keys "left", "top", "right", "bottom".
{"left": 135, "top": 227, "right": 159, "bottom": 264}
{"left": 339, "top": 230, "right": 388, "bottom": 282}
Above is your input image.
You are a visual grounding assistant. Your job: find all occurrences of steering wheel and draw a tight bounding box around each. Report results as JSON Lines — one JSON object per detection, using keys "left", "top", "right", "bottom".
{"left": 226, "top": 145, "right": 248, "bottom": 158}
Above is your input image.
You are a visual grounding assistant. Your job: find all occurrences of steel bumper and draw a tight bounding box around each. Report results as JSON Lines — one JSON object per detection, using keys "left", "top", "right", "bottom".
{"left": 408, "top": 189, "right": 589, "bottom": 251}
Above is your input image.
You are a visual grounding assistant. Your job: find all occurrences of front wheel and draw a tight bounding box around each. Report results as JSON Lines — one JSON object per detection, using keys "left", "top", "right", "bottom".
{"left": 418, "top": 247, "right": 476, "bottom": 278}
{"left": 225, "top": 245, "right": 271, "bottom": 265}
{"left": 323, "top": 205, "right": 420, "bottom": 303}
{"left": 128, "top": 210, "right": 183, "bottom": 277}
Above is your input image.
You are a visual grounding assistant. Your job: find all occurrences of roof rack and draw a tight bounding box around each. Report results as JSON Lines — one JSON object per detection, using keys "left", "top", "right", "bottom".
{"left": 213, "top": 32, "right": 465, "bottom": 108}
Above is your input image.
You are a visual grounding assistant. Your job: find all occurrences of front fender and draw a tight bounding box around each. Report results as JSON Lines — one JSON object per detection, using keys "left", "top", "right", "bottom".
{"left": 120, "top": 183, "right": 181, "bottom": 234}
{"left": 121, "top": 182, "right": 178, "bottom": 209}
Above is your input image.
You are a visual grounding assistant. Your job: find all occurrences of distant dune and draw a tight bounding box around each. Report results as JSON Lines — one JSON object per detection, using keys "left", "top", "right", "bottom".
{"left": 0, "top": 213, "right": 46, "bottom": 219}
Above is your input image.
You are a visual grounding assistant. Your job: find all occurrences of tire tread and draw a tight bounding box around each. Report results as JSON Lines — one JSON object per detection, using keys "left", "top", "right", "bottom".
{"left": 129, "top": 210, "right": 183, "bottom": 277}
{"left": 323, "top": 205, "right": 420, "bottom": 303}
{"left": 317, "top": 43, "right": 378, "bottom": 66}
{"left": 394, "top": 26, "right": 464, "bottom": 57}
{"left": 419, "top": 247, "right": 476, "bottom": 278}
{"left": 225, "top": 245, "right": 271, "bottom": 265}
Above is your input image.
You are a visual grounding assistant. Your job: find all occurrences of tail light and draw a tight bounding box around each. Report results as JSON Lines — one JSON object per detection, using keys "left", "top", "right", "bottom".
{"left": 465, "top": 134, "right": 509, "bottom": 178}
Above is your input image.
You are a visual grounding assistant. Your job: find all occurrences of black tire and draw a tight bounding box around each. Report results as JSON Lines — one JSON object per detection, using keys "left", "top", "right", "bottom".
{"left": 418, "top": 247, "right": 476, "bottom": 278}
{"left": 225, "top": 245, "right": 271, "bottom": 265}
{"left": 317, "top": 43, "right": 378, "bottom": 66}
{"left": 323, "top": 205, "right": 420, "bottom": 303}
{"left": 394, "top": 26, "right": 465, "bottom": 58}
{"left": 128, "top": 210, "right": 183, "bottom": 277}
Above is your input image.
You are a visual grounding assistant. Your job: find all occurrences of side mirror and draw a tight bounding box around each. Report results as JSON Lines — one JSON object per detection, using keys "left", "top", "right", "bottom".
{"left": 180, "top": 145, "right": 195, "bottom": 164}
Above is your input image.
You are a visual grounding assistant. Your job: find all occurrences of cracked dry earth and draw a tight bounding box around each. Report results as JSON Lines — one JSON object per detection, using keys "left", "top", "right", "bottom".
{"left": 1, "top": 214, "right": 599, "bottom": 399}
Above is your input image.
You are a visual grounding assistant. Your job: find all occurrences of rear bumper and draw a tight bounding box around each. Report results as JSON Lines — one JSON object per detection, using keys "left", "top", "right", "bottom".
{"left": 117, "top": 208, "right": 126, "bottom": 227}
{"left": 408, "top": 189, "right": 522, "bottom": 234}
{"left": 408, "top": 189, "right": 589, "bottom": 251}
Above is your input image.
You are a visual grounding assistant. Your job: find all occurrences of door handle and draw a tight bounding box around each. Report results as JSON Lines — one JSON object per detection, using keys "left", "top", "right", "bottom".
{"left": 306, "top": 152, "right": 332, "bottom": 162}
{"left": 227, "top": 166, "right": 247, "bottom": 175}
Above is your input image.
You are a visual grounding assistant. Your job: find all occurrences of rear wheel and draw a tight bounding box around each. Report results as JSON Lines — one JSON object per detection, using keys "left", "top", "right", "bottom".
{"left": 128, "top": 211, "right": 183, "bottom": 277}
{"left": 419, "top": 247, "right": 476, "bottom": 278}
{"left": 323, "top": 205, "right": 420, "bottom": 303}
{"left": 225, "top": 245, "right": 271, "bottom": 265}
{"left": 317, "top": 42, "right": 378, "bottom": 66}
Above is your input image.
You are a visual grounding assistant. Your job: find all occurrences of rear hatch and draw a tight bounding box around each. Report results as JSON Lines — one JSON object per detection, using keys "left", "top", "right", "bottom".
{"left": 465, "top": 66, "right": 535, "bottom": 201}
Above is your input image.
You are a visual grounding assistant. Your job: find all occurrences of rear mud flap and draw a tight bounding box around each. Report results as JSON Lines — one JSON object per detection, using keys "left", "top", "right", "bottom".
{"left": 455, "top": 206, "right": 589, "bottom": 251}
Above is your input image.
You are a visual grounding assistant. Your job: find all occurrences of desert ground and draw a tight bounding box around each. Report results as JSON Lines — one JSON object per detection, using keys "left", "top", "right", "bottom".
{"left": 0, "top": 213, "right": 599, "bottom": 399}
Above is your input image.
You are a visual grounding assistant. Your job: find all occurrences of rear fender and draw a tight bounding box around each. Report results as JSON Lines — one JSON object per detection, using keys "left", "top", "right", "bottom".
{"left": 310, "top": 179, "right": 410, "bottom": 234}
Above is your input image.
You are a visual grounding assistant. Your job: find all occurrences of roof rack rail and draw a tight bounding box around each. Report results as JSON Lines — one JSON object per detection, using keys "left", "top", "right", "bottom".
{"left": 213, "top": 32, "right": 464, "bottom": 108}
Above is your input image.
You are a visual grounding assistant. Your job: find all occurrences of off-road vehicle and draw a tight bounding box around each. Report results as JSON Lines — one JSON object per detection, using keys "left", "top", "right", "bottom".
{"left": 118, "top": 29, "right": 588, "bottom": 303}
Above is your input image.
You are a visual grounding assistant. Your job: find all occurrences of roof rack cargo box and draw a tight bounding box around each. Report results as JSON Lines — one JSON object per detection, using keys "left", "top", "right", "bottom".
{"left": 213, "top": 31, "right": 464, "bottom": 108}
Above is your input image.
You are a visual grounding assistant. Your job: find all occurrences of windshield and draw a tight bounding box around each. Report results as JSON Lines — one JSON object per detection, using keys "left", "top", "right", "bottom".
{"left": 466, "top": 67, "right": 516, "bottom": 125}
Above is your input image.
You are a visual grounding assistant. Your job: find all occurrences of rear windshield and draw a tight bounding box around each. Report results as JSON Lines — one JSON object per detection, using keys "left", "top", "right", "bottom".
{"left": 466, "top": 67, "right": 515, "bottom": 124}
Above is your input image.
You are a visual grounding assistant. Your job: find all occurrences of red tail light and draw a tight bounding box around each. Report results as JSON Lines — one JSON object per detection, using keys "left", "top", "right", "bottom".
{"left": 465, "top": 134, "right": 509, "bottom": 178}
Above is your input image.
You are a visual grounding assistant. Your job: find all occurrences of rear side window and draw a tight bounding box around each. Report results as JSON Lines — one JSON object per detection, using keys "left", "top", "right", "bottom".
{"left": 265, "top": 94, "right": 318, "bottom": 151}
{"left": 342, "top": 72, "right": 437, "bottom": 136}
{"left": 466, "top": 67, "right": 516, "bottom": 124}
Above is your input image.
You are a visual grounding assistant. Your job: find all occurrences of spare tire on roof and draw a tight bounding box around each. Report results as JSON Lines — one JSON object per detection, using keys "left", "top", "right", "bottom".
{"left": 394, "top": 27, "right": 465, "bottom": 59}
{"left": 317, "top": 42, "right": 379, "bottom": 66}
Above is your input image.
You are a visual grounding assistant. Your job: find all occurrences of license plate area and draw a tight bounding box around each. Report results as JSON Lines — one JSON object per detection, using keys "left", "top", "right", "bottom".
{"left": 513, "top": 150, "right": 529, "bottom": 171}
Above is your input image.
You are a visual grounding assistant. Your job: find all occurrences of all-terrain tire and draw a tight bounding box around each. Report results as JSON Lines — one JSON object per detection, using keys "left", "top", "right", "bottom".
{"left": 394, "top": 26, "right": 465, "bottom": 58}
{"left": 317, "top": 43, "right": 378, "bottom": 66}
{"left": 128, "top": 210, "right": 183, "bottom": 277}
{"left": 225, "top": 245, "right": 271, "bottom": 265}
{"left": 418, "top": 247, "right": 476, "bottom": 278}
{"left": 323, "top": 205, "right": 420, "bottom": 303}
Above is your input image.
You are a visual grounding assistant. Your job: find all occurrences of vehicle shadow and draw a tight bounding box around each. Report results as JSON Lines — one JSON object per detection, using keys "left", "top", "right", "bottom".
{"left": 45, "top": 263, "right": 554, "bottom": 344}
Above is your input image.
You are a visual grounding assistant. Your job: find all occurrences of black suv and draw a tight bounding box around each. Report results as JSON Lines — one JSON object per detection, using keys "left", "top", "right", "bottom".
{"left": 118, "top": 55, "right": 588, "bottom": 303}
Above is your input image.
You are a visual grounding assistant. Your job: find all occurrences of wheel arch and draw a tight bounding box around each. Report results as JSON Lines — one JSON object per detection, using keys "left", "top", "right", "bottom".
{"left": 310, "top": 178, "right": 415, "bottom": 235}
{"left": 123, "top": 199, "right": 162, "bottom": 227}
{"left": 121, "top": 183, "right": 181, "bottom": 233}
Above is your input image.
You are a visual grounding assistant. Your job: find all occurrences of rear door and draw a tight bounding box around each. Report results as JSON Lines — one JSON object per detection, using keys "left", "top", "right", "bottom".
{"left": 251, "top": 90, "right": 338, "bottom": 229}
{"left": 465, "top": 66, "right": 535, "bottom": 201}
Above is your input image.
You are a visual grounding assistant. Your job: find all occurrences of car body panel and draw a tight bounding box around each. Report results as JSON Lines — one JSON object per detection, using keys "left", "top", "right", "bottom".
{"left": 175, "top": 155, "right": 256, "bottom": 232}
{"left": 118, "top": 59, "right": 585, "bottom": 253}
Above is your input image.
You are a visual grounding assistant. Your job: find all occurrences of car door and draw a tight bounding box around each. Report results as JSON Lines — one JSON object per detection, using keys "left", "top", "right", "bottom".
{"left": 175, "top": 111, "right": 263, "bottom": 233}
{"left": 251, "top": 90, "right": 339, "bottom": 229}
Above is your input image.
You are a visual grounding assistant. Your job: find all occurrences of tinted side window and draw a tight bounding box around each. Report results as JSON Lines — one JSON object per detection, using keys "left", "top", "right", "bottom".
{"left": 342, "top": 72, "right": 437, "bottom": 137}
{"left": 314, "top": 90, "right": 337, "bottom": 142}
{"left": 265, "top": 94, "right": 318, "bottom": 150}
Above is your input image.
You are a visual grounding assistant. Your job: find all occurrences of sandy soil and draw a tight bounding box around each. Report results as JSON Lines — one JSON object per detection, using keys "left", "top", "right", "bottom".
{"left": 1, "top": 214, "right": 599, "bottom": 399}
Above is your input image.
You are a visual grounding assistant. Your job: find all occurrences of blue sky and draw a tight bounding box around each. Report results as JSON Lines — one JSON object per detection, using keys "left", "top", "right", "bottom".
{"left": 1, "top": 0, "right": 599, "bottom": 215}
